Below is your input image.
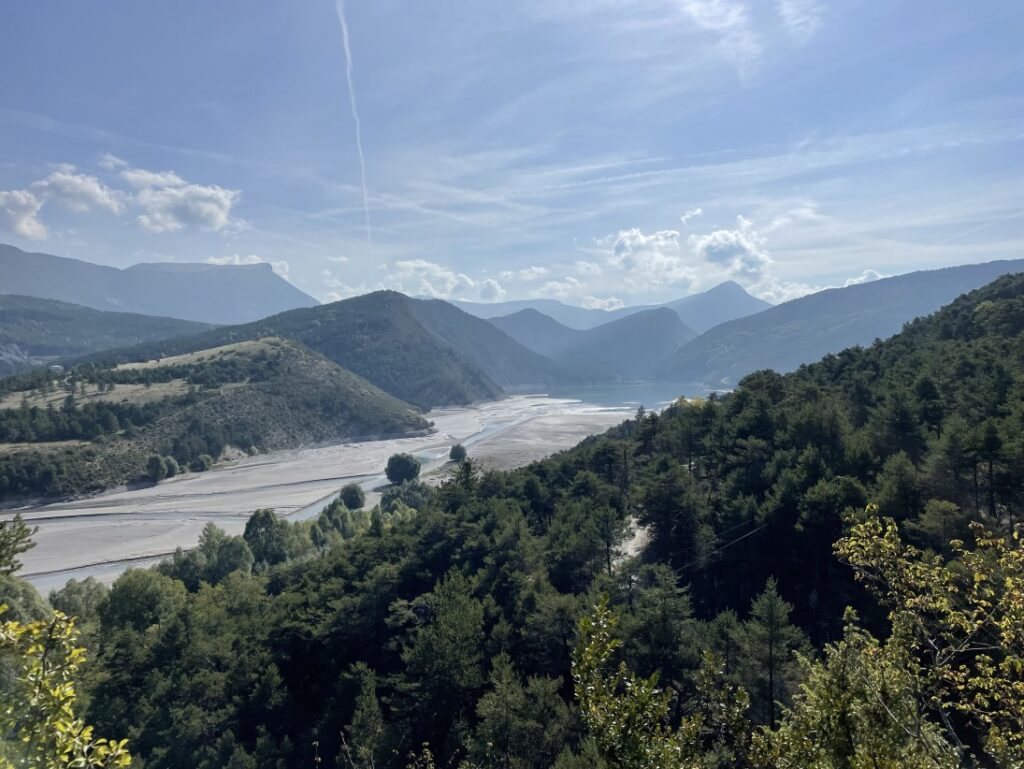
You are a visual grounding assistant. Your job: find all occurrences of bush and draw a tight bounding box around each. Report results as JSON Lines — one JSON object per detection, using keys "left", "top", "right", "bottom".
{"left": 163, "top": 456, "right": 180, "bottom": 478}
{"left": 146, "top": 454, "right": 167, "bottom": 482}
{"left": 385, "top": 453, "right": 420, "bottom": 485}
{"left": 190, "top": 454, "right": 214, "bottom": 472}
{"left": 381, "top": 480, "right": 433, "bottom": 513}
{"left": 339, "top": 482, "right": 365, "bottom": 510}
{"left": 449, "top": 443, "right": 467, "bottom": 463}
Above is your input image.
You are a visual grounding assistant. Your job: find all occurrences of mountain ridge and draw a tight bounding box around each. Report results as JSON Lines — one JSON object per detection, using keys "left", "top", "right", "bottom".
{"left": 0, "top": 243, "right": 318, "bottom": 324}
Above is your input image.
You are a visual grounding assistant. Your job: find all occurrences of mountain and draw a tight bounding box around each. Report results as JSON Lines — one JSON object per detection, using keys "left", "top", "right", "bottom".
{"left": 451, "top": 281, "right": 770, "bottom": 331}
{"left": 80, "top": 291, "right": 582, "bottom": 409}
{"left": 657, "top": 258, "right": 1024, "bottom": 386}
{"left": 0, "top": 244, "right": 318, "bottom": 324}
{"left": 559, "top": 308, "right": 697, "bottom": 379}
{"left": 490, "top": 307, "right": 697, "bottom": 379}
{"left": 0, "top": 337, "right": 428, "bottom": 498}
{"left": 0, "top": 295, "right": 211, "bottom": 376}
{"left": 487, "top": 308, "right": 583, "bottom": 358}
{"left": 449, "top": 297, "right": 610, "bottom": 329}
{"left": 660, "top": 281, "right": 772, "bottom": 332}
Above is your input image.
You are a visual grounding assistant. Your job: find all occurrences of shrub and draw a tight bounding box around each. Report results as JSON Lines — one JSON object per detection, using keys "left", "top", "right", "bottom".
{"left": 449, "top": 443, "right": 468, "bottom": 463}
{"left": 163, "top": 456, "right": 180, "bottom": 478}
{"left": 190, "top": 454, "right": 214, "bottom": 472}
{"left": 385, "top": 453, "right": 420, "bottom": 485}
{"left": 146, "top": 454, "right": 167, "bottom": 482}
{"left": 339, "top": 482, "right": 365, "bottom": 510}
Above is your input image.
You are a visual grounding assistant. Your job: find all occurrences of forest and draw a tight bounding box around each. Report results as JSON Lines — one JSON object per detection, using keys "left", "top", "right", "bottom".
{"left": 2, "top": 273, "right": 1024, "bottom": 768}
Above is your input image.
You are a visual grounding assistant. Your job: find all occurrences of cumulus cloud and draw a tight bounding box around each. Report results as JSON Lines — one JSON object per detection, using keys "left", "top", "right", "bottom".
{"left": 120, "top": 168, "right": 187, "bottom": 190}
{"left": 603, "top": 228, "right": 695, "bottom": 289}
{"left": 127, "top": 167, "right": 241, "bottom": 233}
{"left": 390, "top": 259, "right": 490, "bottom": 300}
{"left": 207, "top": 253, "right": 290, "bottom": 279}
{"left": 0, "top": 158, "right": 243, "bottom": 239}
{"left": 687, "top": 215, "right": 771, "bottom": 279}
{"left": 499, "top": 265, "right": 549, "bottom": 281}
{"left": 844, "top": 268, "right": 888, "bottom": 287}
{"left": 0, "top": 190, "right": 47, "bottom": 240}
{"left": 536, "top": 277, "right": 583, "bottom": 298}
{"left": 479, "top": 278, "right": 507, "bottom": 302}
{"left": 583, "top": 295, "right": 625, "bottom": 310}
{"left": 31, "top": 165, "right": 124, "bottom": 213}
{"left": 776, "top": 0, "right": 823, "bottom": 42}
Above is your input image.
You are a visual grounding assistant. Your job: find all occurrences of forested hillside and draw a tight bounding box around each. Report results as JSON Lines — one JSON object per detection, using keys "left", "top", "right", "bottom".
{"left": 0, "top": 294, "right": 211, "bottom": 376}
{"left": 3, "top": 273, "right": 1023, "bottom": 768}
{"left": 81, "top": 291, "right": 582, "bottom": 409}
{"left": 660, "top": 258, "right": 1024, "bottom": 385}
{"left": 0, "top": 337, "right": 427, "bottom": 498}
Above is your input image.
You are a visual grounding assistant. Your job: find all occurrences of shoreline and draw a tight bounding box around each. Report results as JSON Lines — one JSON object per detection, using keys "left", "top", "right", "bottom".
{"left": 14, "top": 394, "right": 637, "bottom": 591}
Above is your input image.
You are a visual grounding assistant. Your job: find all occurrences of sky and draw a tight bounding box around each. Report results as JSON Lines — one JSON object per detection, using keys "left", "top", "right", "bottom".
{"left": 1, "top": 1, "right": 1022, "bottom": 309}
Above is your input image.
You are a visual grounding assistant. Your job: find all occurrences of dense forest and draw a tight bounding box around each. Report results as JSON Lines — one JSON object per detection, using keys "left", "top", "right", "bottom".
{"left": 0, "top": 338, "right": 427, "bottom": 498}
{"left": 3, "top": 273, "right": 1024, "bottom": 768}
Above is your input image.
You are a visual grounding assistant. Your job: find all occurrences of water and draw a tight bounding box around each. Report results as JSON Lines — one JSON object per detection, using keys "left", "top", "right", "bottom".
{"left": 538, "top": 382, "right": 714, "bottom": 410}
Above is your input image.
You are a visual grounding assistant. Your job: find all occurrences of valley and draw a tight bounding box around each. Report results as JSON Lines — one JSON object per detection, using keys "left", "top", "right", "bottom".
{"left": 11, "top": 393, "right": 637, "bottom": 591}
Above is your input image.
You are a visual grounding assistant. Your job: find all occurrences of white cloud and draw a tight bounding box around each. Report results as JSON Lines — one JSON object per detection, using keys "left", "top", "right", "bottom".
{"left": 135, "top": 181, "right": 240, "bottom": 233}
{"left": 603, "top": 228, "right": 695, "bottom": 288}
{"left": 206, "top": 253, "right": 290, "bottom": 279}
{"left": 776, "top": 0, "right": 823, "bottom": 42}
{"left": 326, "top": 255, "right": 350, "bottom": 263}
{"left": 499, "top": 265, "right": 549, "bottom": 281}
{"left": 120, "top": 167, "right": 186, "bottom": 189}
{"left": 0, "top": 190, "right": 47, "bottom": 240}
{"left": 391, "top": 259, "right": 477, "bottom": 298}
{"left": 765, "top": 202, "right": 823, "bottom": 232}
{"left": 480, "top": 278, "right": 507, "bottom": 302}
{"left": 574, "top": 260, "right": 603, "bottom": 276}
{"left": 535, "top": 277, "right": 583, "bottom": 298}
{"left": 680, "top": 207, "right": 703, "bottom": 225}
{"left": 583, "top": 295, "right": 625, "bottom": 310}
{"left": 844, "top": 268, "right": 888, "bottom": 287}
{"left": 679, "top": 0, "right": 762, "bottom": 75}
{"left": 98, "top": 153, "right": 128, "bottom": 171}
{"left": 687, "top": 215, "right": 771, "bottom": 279}
{"left": 31, "top": 165, "right": 124, "bottom": 213}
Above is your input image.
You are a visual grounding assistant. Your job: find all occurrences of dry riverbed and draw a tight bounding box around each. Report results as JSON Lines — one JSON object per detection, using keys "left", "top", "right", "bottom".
{"left": 9, "top": 395, "right": 632, "bottom": 591}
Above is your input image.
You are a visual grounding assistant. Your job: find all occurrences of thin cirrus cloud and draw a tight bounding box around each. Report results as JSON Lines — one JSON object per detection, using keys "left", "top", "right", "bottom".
{"left": 0, "top": 156, "right": 242, "bottom": 240}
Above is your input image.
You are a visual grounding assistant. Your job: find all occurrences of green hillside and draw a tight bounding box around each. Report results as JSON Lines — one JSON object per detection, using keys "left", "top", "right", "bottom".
{"left": 9, "top": 275, "right": 1021, "bottom": 768}
{"left": 0, "top": 294, "right": 211, "bottom": 376}
{"left": 659, "top": 259, "right": 1024, "bottom": 386}
{"left": 81, "top": 291, "right": 584, "bottom": 409}
{"left": 0, "top": 337, "right": 427, "bottom": 498}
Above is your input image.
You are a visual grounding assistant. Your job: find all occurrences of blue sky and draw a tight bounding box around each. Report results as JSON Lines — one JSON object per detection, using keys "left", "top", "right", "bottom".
{"left": 1, "top": 1, "right": 1022, "bottom": 308}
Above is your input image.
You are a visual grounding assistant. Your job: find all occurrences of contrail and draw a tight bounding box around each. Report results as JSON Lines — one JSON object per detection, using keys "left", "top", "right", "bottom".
{"left": 335, "top": 0, "right": 372, "bottom": 246}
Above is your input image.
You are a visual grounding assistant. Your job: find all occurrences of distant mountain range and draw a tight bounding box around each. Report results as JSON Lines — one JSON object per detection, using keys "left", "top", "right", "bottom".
{"left": 658, "top": 259, "right": 1024, "bottom": 385}
{"left": 0, "top": 244, "right": 318, "bottom": 324}
{"left": 82, "top": 291, "right": 584, "bottom": 409}
{"left": 490, "top": 307, "right": 696, "bottom": 379}
{"left": 0, "top": 295, "right": 211, "bottom": 376}
{"left": 452, "top": 280, "right": 771, "bottom": 332}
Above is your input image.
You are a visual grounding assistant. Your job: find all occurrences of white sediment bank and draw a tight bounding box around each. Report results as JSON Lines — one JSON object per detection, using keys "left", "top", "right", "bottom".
{"left": 10, "top": 395, "right": 632, "bottom": 592}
